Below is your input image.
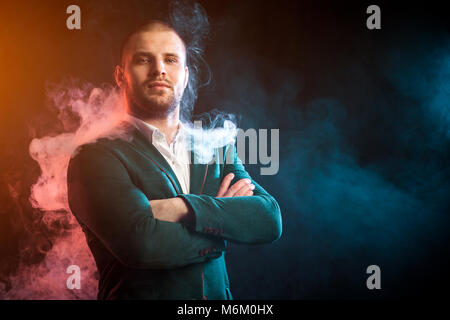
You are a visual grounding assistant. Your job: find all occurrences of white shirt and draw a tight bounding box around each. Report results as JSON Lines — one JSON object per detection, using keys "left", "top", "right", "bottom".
{"left": 128, "top": 116, "right": 191, "bottom": 194}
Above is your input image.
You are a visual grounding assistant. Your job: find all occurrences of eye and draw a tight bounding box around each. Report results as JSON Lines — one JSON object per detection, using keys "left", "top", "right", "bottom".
{"left": 166, "top": 57, "right": 178, "bottom": 64}
{"left": 134, "top": 56, "right": 150, "bottom": 64}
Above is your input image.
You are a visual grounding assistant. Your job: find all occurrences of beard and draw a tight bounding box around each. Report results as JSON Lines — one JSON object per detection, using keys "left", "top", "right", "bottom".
{"left": 124, "top": 80, "right": 182, "bottom": 119}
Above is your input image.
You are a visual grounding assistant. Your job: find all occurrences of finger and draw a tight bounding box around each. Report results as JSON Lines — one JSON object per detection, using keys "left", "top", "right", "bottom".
{"left": 243, "top": 190, "right": 254, "bottom": 197}
{"left": 224, "top": 178, "right": 251, "bottom": 197}
{"left": 234, "top": 184, "right": 255, "bottom": 197}
{"left": 223, "top": 179, "right": 249, "bottom": 197}
{"left": 217, "top": 173, "right": 234, "bottom": 197}
{"left": 216, "top": 173, "right": 234, "bottom": 197}
{"left": 228, "top": 179, "right": 252, "bottom": 196}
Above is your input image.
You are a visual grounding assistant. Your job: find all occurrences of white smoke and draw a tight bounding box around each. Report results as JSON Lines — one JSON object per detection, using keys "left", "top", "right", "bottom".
{"left": 184, "top": 118, "right": 237, "bottom": 164}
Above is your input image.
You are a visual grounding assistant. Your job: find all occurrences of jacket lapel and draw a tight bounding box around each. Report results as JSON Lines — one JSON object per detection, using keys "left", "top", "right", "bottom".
{"left": 129, "top": 126, "right": 184, "bottom": 195}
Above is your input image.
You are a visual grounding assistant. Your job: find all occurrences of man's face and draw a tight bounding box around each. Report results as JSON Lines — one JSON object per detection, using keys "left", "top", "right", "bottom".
{"left": 117, "top": 24, "right": 189, "bottom": 118}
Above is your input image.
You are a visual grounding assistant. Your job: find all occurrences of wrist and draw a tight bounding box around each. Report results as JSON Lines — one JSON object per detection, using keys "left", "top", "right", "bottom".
{"left": 176, "top": 197, "right": 194, "bottom": 226}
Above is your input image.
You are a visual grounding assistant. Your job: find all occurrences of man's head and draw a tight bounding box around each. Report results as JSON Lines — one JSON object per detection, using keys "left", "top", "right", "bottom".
{"left": 115, "top": 21, "right": 189, "bottom": 120}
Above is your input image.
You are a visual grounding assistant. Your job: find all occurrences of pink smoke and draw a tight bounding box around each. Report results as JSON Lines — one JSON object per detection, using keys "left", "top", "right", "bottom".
{"left": 1, "top": 82, "right": 129, "bottom": 299}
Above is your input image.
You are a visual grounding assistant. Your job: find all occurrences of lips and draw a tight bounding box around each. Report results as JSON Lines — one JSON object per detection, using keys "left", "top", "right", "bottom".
{"left": 147, "top": 81, "right": 170, "bottom": 89}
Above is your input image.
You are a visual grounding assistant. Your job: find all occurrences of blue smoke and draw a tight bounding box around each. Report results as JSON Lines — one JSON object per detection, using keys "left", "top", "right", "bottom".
{"left": 200, "top": 25, "right": 450, "bottom": 298}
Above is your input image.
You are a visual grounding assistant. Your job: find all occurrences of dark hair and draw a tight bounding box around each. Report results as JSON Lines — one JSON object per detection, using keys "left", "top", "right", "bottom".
{"left": 118, "top": 0, "right": 211, "bottom": 122}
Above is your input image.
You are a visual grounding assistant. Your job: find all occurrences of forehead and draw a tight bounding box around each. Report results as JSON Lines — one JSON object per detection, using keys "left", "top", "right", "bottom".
{"left": 124, "top": 26, "right": 186, "bottom": 62}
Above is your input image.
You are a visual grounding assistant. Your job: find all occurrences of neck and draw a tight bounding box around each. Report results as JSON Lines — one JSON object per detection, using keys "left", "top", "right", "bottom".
{"left": 128, "top": 105, "right": 181, "bottom": 145}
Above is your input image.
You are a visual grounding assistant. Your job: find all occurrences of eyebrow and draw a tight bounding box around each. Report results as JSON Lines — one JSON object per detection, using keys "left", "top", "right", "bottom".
{"left": 132, "top": 52, "right": 182, "bottom": 59}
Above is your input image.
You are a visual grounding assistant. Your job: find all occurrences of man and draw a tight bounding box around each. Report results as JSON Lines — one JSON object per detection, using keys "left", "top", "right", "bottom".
{"left": 67, "top": 20, "right": 282, "bottom": 300}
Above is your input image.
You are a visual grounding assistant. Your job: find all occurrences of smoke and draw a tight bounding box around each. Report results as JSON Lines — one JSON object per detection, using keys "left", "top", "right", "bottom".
{"left": 0, "top": 227, "right": 98, "bottom": 299}
{"left": 206, "top": 23, "right": 450, "bottom": 298}
{"left": 29, "top": 82, "right": 130, "bottom": 212}
{"left": 1, "top": 82, "right": 131, "bottom": 299}
{"left": 185, "top": 110, "right": 238, "bottom": 163}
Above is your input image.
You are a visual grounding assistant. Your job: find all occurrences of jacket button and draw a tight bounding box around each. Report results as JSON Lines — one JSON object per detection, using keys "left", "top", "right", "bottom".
{"left": 203, "top": 227, "right": 212, "bottom": 233}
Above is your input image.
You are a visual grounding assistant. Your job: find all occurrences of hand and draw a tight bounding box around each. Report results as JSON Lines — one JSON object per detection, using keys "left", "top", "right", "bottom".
{"left": 216, "top": 173, "right": 255, "bottom": 198}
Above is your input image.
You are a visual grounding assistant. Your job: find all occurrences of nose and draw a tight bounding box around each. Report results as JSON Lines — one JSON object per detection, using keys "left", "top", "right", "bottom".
{"left": 151, "top": 58, "right": 166, "bottom": 78}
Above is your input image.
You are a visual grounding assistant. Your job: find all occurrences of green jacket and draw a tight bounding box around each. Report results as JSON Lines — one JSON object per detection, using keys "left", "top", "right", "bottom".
{"left": 67, "top": 123, "right": 282, "bottom": 300}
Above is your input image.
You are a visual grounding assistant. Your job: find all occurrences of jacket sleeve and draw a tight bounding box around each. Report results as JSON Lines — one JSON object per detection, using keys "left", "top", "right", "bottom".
{"left": 177, "top": 143, "right": 282, "bottom": 244}
{"left": 67, "top": 143, "right": 226, "bottom": 270}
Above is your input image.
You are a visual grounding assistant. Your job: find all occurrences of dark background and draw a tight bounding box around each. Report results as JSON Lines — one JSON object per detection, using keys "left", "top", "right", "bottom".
{"left": 1, "top": 0, "right": 450, "bottom": 299}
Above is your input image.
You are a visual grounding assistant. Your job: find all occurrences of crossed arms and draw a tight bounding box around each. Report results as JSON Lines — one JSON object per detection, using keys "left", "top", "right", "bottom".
{"left": 67, "top": 143, "right": 282, "bottom": 270}
{"left": 149, "top": 173, "right": 256, "bottom": 225}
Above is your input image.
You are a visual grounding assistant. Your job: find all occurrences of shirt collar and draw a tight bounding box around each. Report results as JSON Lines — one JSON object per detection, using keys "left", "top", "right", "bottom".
{"left": 127, "top": 115, "right": 188, "bottom": 146}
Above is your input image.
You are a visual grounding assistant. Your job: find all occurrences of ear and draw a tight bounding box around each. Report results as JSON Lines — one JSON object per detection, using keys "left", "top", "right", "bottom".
{"left": 114, "top": 65, "right": 125, "bottom": 88}
{"left": 183, "top": 66, "right": 189, "bottom": 89}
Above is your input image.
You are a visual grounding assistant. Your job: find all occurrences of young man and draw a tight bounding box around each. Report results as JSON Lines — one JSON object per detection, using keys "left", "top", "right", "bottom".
{"left": 67, "top": 20, "right": 282, "bottom": 300}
